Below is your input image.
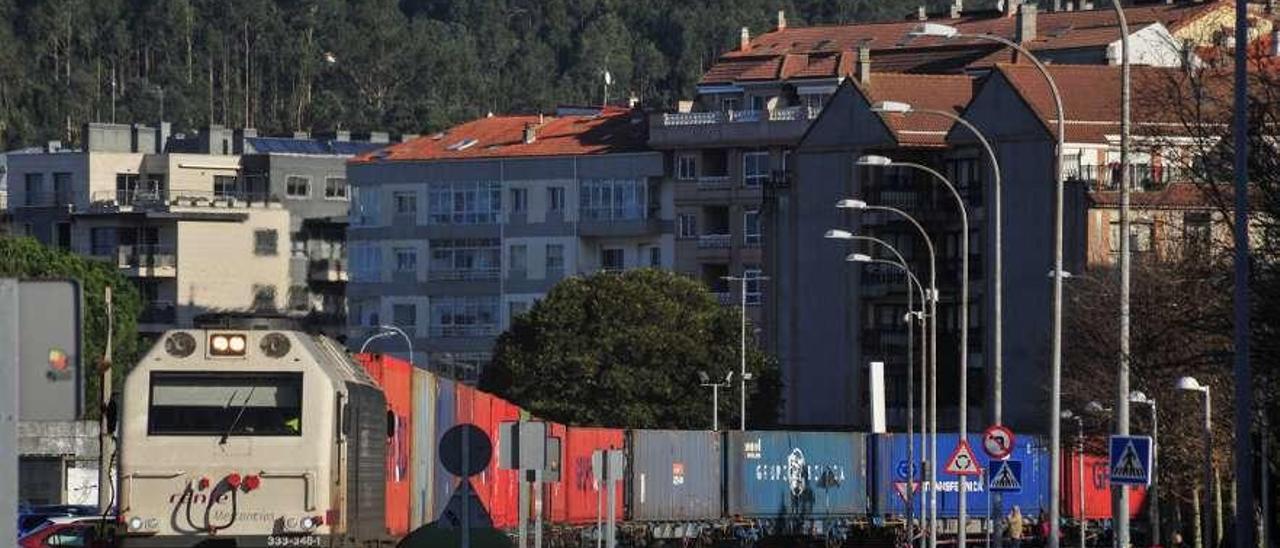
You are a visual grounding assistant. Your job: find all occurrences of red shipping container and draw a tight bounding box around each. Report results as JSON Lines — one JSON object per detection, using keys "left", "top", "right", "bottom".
{"left": 456, "top": 384, "right": 523, "bottom": 529}
{"left": 354, "top": 353, "right": 414, "bottom": 537}
{"left": 548, "top": 426, "right": 625, "bottom": 525}
{"left": 1062, "top": 451, "right": 1147, "bottom": 520}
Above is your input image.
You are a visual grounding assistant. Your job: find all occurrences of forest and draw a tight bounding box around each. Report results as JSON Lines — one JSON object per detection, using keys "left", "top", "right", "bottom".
{"left": 0, "top": 0, "right": 947, "bottom": 149}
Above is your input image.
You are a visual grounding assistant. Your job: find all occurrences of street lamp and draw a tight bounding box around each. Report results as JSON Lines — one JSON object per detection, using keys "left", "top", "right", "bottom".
{"left": 698, "top": 371, "right": 732, "bottom": 431}
{"left": 911, "top": 22, "right": 1068, "bottom": 548}
{"left": 359, "top": 330, "right": 395, "bottom": 353}
{"left": 360, "top": 324, "right": 415, "bottom": 369}
{"left": 1130, "top": 390, "right": 1160, "bottom": 547}
{"left": 1178, "top": 376, "right": 1214, "bottom": 548}
{"left": 1060, "top": 410, "right": 1086, "bottom": 548}
{"left": 857, "top": 154, "right": 973, "bottom": 547}
{"left": 836, "top": 199, "right": 940, "bottom": 548}
{"left": 722, "top": 272, "right": 768, "bottom": 431}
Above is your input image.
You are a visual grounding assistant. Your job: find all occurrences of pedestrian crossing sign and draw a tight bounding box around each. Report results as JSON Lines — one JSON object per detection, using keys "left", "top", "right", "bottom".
{"left": 1108, "top": 435, "right": 1153, "bottom": 486}
{"left": 988, "top": 459, "right": 1023, "bottom": 493}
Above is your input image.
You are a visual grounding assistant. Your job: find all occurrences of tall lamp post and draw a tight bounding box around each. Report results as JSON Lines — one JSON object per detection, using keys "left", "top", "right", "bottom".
{"left": 1060, "top": 410, "right": 1086, "bottom": 548}
{"left": 722, "top": 272, "right": 768, "bottom": 431}
{"left": 832, "top": 233, "right": 929, "bottom": 548}
{"left": 859, "top": 154, "right": 973, "bottom": 546}
{"left": 911, "top": 22, "right": 1067, "bottom": 546}
{"left": 836, "top": 199, "right": 939, "bottom": 548}
{"left": 698, "top": 371, "right": 732, "bottom": 431}
{"left": 1178, "top": 376, "right": 1213, "bottom": 548}
{"left": 1129, "top": 391, "right": 1159, "bottom": 547}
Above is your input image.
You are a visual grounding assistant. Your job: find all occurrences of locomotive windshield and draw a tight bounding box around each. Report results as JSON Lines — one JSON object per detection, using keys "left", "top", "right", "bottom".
{"left": 148, "top": 372, "right": 303, "bottom": 436}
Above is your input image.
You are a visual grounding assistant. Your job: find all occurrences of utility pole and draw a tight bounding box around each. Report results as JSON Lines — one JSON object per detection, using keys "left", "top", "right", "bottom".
{"left": 1230, "top": 0, "right": 1257, "bottom": 545}
{"left": 97, "top": 286, "right": 114, "bottom": 513}
{"left": 722, "top": 274, "right": 767, "bottom": 431}
{"left": 1112, "top": 2, "right": 1133, "bottom": 545}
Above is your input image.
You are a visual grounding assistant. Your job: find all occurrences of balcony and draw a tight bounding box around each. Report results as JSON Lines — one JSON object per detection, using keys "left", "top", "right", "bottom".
{"left": 697, "top": 234, "right": 732, "bottom": 249}
{"left": 428, "top": 268, "right": 500, "bottom": 282}
{"left": 428, "top": 324, "right": 500, "bottom": 338}
{"left": 1064, "top": 164, "right": 1175, "bottom": 192}
{"left": 578, "top": 208, "right": 665, "bottom": 237}
{"left": 87, "top": 189, "right": 277, "bottom": 211}
{"left": 308, "top": 258, "right": 349, "bottom": 282}
{"left": 107, "top": 245, "right": 176, "bottom": 277}
{"left": 649, "top": 106, "right": 822, "bottom": 148}
{"left": 696, "top": 175, "right": 732, "bottom": 189}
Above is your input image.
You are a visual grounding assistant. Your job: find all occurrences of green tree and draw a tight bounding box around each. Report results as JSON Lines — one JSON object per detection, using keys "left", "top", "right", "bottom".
{"left": 0, "top": 237, "right": 141, "bottom": 418}
{"left": 480, "top": 269, "right": 781, "bottom": 429}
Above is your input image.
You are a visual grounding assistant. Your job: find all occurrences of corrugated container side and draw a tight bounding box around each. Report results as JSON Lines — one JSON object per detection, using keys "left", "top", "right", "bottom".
{"left": 544, "top": 422, "right": 570, "bottom": 523}
{"left": 456, "top": 385, "right": 522, "bottom": 529}
{"left": 354, "top": 353, "right": 413, "bottom": 537}
{"left": 432, "top": 377, "right": 458, "bottom": 525}
{"left": 626, "top": 430, "right": 721, "bottom": 522}
{"left": 410, "top": 368, "right": 437, "bottom": 529}
{"left": 867, "top": 433, "right": 1056, "bottom": 519}
{"left": 558, "top": 426, "right": 626, "bottom": 525}
{"left": 1062, "top": 452, "right": 1147, "bottom": 519}
{"left": 725, "top": 431, "right": 867, "bottom": 518}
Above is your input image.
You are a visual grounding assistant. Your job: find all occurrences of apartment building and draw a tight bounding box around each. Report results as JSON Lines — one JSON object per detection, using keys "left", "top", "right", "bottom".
{"left": 4, "top": 123, "right": 387, "bottom": 337}
{"left": 345, "top": 107, "right": 670, "bottom": 381}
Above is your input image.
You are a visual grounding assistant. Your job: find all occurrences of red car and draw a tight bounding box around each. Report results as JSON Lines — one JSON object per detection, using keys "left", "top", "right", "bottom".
{"left": 18, "top": 516, "right": 118, "bottom": 548}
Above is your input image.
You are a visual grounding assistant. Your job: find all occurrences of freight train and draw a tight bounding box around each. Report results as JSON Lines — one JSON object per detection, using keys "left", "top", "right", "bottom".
{"left": 116, "top": 328, "right": 1143, "bottom": 547}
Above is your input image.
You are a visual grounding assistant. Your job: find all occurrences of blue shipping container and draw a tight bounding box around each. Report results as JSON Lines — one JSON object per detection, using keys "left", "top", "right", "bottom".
{"left": 725, "top": 431, "right": 868, "bottom": 518}
{"left": 867, "top": 433, "right": 1050, "bottom": 519}
{"left": 431, "top": 377, "right": 458, "bottom": 524}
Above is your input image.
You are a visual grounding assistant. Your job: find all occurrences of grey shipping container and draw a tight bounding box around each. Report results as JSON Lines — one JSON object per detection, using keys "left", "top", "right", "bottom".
{"left": 410, "top": 368, "right": 437, "bottom": 529}
{"left": 626, "top": 430, "right": 722, "bottom": 521}
{"left": 725, "top": 431, "right": 868, "bottom": 518}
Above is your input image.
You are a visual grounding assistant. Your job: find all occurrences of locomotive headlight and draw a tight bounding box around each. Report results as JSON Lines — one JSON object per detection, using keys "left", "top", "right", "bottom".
{"left": 209, "top": 333, "right": 247, "bottom": 356}
{"left": 301, "top": 516, "right": 318, "bottom": 530}
{"left": 128, "top": 517, "right": 144, "bottom": 531}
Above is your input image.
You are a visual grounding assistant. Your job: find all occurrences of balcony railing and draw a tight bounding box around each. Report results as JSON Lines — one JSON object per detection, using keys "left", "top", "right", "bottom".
{"left": 308, "top": 258, "right": 348, "bottom": 282}
{"left": 428, "top": 268, "right": 501, "bottom": 281}
{"left": 698, "top": 234, "right": 732, "bottom": 249}
{"left": 696, "top": 175, "right": 732, "bottom": 188}
{"left": 712, "top": 291, "right": 733, "bottom": 305}
{"left": 138, "top": 302, "right": 177, "bottom": 324}
{"left": 89, "top": 189, "right": 276, "bottom": 208}
{"left": 428, "top": 324, "right": 500, "bottom": 338}
{"left": 580, "top": 206, "right": 648, "bottom": 222}
{"left": 1063, "top": 164, "right": 1176, "bottom": 192}
{"left": 658, "top": 106, "right": 821, "bottom": 127}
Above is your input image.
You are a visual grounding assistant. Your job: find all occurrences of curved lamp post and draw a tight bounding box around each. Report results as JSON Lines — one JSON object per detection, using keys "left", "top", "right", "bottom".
{"left": 836, "top": 199, "right": 939, "bottom": 547}
{"left": 858, "top": 154, "right": 973, "bottom": 544}
{"left": 360, "top": 324, "right": 415, "bottom": 368}
{"left": 1178, "top": 376, "right": 1213, "bottom": 548}
{"left": 1130, "top": 390, "right": 1160, "bottom": 547}
{"left": 911, "top": 22, "right": 1068, "bottom": 547}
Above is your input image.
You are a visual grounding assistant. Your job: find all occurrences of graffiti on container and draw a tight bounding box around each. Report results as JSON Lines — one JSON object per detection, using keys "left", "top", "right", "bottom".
{"left": 1091, "top": 461, "right": 1111, "bottom": 489}
{"left": 672, "top": 462, "right": 685, "bottom": 486}
{"left": 743, "top": 438, "right": 764, "bottom": 459}
{"left": 388, "top": 413, "right": 409, "bottom": 482}
{"left": 753, "top": 447, "right": 847, "bottom": 498}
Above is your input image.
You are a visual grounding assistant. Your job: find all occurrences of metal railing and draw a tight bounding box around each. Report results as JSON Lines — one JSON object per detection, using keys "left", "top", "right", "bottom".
{"left": 89, "top": 189, "right": 276, "bottom": 208}
{"left": 711, "top": 291, "right": 733, "bottom": 305}
{"left": 659, "top": 106, "right": 821, "bottom": 127}
{"left": 698, "top": 234, "right": 732, "bottom": 249}
{"left": 580, "top": 206, "right": 648, "bottom": 221}
{"left": 428, "top": 268, "right": 500, "bottom": 281}
{"left": 696, "top": 175, "right": 731, "bottom": 188}
{"left": 1063, "top": 164, "right": 1175, "bottom": 192}
{"left": 428, "top": 324, "right": 499, "bottom": 338}
{"left": 116, "top": 245, "right": 176, "bottom": 270}
{"left": 308, "top": 258, "right": 347, "bottom": 278}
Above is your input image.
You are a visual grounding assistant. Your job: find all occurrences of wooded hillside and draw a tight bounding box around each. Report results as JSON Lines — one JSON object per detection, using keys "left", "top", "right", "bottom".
{"left": 0, "top": 0, "right": 937, "bottom": 148}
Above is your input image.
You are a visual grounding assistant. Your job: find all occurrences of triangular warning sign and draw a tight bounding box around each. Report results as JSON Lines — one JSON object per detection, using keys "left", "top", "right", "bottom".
{"left": 989, "top": 461, "right": 1021, "bottom": 490}
{"left": 1112, "top": 440, "right": 1147, "bottom": 481}
{"left": 944, "top": 440, "right": 981, "bottom": 476}
{"left": 893, "top": 481, "right": 921, "bottom": 503}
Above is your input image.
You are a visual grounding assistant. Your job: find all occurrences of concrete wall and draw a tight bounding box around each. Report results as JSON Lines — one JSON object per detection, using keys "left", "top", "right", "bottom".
{"left": 174, "top": 206, "right": 293, "bottom": 325}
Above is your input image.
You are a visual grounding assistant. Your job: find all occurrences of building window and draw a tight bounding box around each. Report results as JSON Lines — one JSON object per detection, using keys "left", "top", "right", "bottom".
{"left": 214, "top": 175, "right": 238, "bottom": 198}
{"left": 744, "top": 267, "right": 763, "bottom": 305}
{"left": 1184, "top": 212, "right": 1212, "bottom": 253}
{"left": 947, "top": 157, "right": 982, "bottom": 206}
{"left": 52, "top": 172, "right": 72, "bottom": 202}
{"left": 252, "top": 285, "right": 277, "bottom": 311}
{"left": 744, "top": 210, "right": 761, "bottom": 246}
{"left": 722, "top": 96, "right": 740, "bottom": 112}
{"left": 55, "top": 222, "right": 71, "bottom": 250}
{"left": 286, "top": 175, "right": 310, "bottom": 198}
{"left": 781, "top": 150, "right": 792, "bottom": 173}
{"left": 743, "top": 152, "right": 769, "bottom": 187}
{"left": 288, "top": 286, "right": 309, "bottom": 311}
{"left": 510, "top": 188, "right": 528, "bottom": 214}
{"left": 352, "top": 187, "right": 381, "bottom": 226}
{"left": 601, "top": 248, "right": 624, "bottom": 271}
{"left": 547, "top": 187, "right": 565, "bottom": 213}
{"left": 678, "top": 214, "right": 697, "bottom": 239}
{"left": 90, "top": 228, "right": 116, "bottom": 256}
{"left": 429, "top": 296, "right": 499, "bottom": 338}
{"left": 393, "top": 303, "right": 417, "bottom": 328}
{"left": 24, "top": 173, "right": 43, "bottom": 205}
{"left": 254, "top": 229, "right": 279, "bottom": 256}
{"left": 429, "top": 239, "right": 501, "bottom": 280}
{"left": 325, "top": 177, "right": 348, "bottom": 199}
{"left": 580, "top": 179, "right": 648, "bottom": 221}
{"left": 350, "top": 243, "right": 384, "bottom": 282}
{"left": 546, "top": 244, "right": 565, "bottom": 275}
{"left": 1110, "top": 222, "right": 1153, "bottom": 253}
{"left": 677, "top": 155, "right": 697, "bottom": 180}
{"left": 508, "top": 245, "right": 527, "bottom": 276}
{"left": 394, "top": 191, "right": 417, "bottom": 215}
{"left": 428, "top": 181, "right": 501, "bottom": 224}
{"left": 395, "top": 247, "right": 418, "bottom": 273}
{"left": 649, "top": 246, "right": 662, "bottom": 268}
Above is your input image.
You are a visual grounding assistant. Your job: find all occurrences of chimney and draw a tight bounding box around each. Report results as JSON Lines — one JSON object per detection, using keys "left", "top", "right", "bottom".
{"left": 1017, "top": 4, "right": 1037, "bottom": 44}
{"left": 523, "top": 123, "right": 537, "bottom": 144}
{"left": 918, "top": 6, "right": 928, "bottom": 21}
{"left": 1005, "top": 0, "right": 1021, "bottom": 17}
{"left": 777, "top": 10, "right": 787, "bottom": 31}
{"left": 858, "top": 45, "right": 872, "bottom": 85}
{"left": 950, "top": 0, "right": 963, "bottom": 18}
{"left": 740, "top": 27, "right": 751, "bottom": 52}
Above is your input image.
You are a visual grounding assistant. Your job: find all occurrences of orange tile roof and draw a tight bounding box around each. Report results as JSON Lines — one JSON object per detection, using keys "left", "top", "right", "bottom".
{"left": 351, "top": 108, "right": 649, "bottom": 163}
{"left": 855, "top": 73, "right": 978, "bottom": 147}
{"left": 702, "top": 2, "right": 1225, "bottom": 83}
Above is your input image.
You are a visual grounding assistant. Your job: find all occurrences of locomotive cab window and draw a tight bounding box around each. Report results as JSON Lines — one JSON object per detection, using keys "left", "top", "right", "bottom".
{"left": 148, "top": 372, "right": 304, "bottom": 436}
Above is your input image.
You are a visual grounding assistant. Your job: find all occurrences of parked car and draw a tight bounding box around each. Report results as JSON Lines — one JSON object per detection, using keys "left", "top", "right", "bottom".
{"left": 18, "top": 515, "right": 118, "bottom": 548}
{"left": 17, "top": 505, "right": 100, "bottom": 537}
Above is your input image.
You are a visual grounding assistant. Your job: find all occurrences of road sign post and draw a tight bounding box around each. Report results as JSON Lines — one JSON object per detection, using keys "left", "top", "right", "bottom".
{"left": 989, "top": 460, "right": 1023, "bottom": 493}
{"left": 1109, "top": 435, "right": 1153, "bottom": 486}
{"left": 982, "top": 425, "right": 1015, "bottom": 460}
{"left": 592, "top": 449, "right": 625, "bottom": 548}
{"left": 945, "top": 439, "right": 982, "bottom": 476}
